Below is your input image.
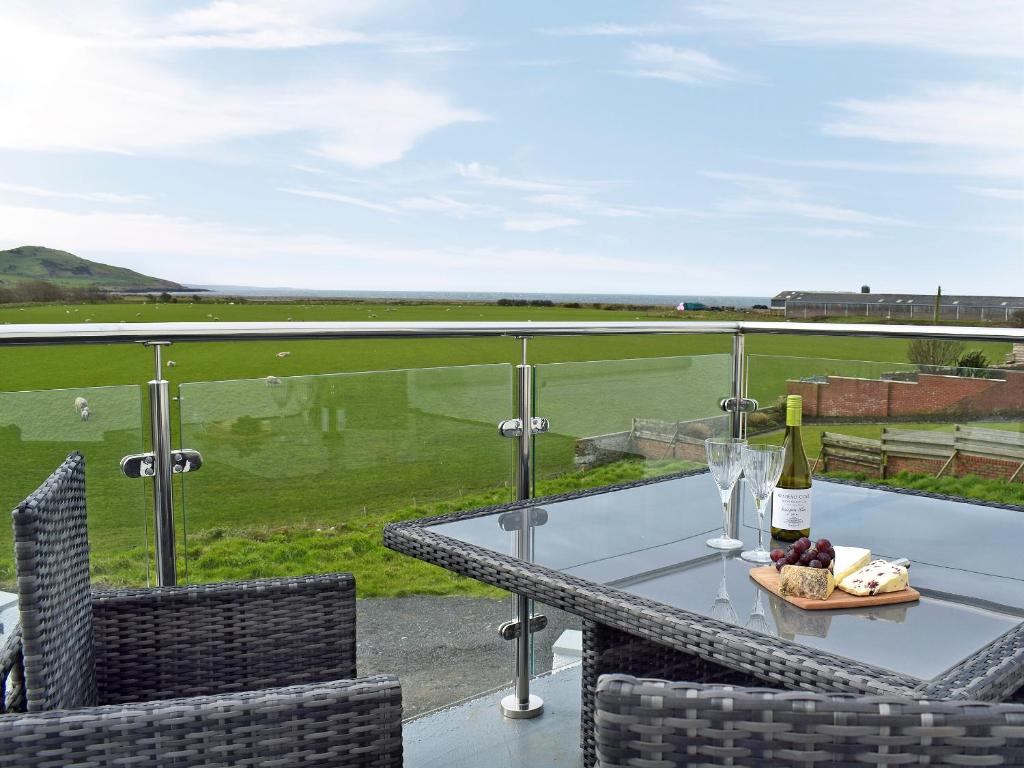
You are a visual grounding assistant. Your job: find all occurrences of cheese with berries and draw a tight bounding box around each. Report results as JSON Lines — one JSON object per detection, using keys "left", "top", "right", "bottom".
{"left": 831, "top": 546, "right": 871, "bottom": 583}
{"left": 838, "top": 560, "right": 908, "bottom": 596}
{"left": 779, "top": 564, "right": 835, "bottom": 600}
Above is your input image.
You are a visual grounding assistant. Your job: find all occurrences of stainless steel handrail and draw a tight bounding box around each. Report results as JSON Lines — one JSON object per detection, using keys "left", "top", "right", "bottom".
{"left": 0, "top": 320, "right": 1020, "bottom": 345}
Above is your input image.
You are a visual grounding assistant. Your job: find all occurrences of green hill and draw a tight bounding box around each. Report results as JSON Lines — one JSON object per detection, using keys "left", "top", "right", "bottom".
{"left": 0, "top": 246, "right": 184, "bottom": 291}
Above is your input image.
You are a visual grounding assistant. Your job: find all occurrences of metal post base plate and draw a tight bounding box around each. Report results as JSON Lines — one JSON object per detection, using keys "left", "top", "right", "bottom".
{"left": 500, "top": 694, "right": 544, "bottom": 719}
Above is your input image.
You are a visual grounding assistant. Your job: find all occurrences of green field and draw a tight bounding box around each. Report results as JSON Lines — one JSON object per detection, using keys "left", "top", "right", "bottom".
{"left": 0, "top": 300, "right": 1017, "bottom": 590}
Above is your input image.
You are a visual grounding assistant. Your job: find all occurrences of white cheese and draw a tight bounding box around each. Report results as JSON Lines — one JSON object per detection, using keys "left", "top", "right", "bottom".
{"left": 838, "top": 560, "right": 909, "bottom": 597}
{"left": 831, "top": 546, "right": 871, "bottom": 583}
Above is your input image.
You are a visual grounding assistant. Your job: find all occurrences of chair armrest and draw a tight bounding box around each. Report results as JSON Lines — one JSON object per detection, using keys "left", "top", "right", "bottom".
{"left": 0, "top": 675, "right": 402, "bottom": 768}
{"left": 92, "top": 573, "right": 356, "bottom": 704}
{"left": 0, "top": 629, "right": 25, "bottom": 714}
{"left": 595, "top": 674, "right": 1024, "bottom": 767}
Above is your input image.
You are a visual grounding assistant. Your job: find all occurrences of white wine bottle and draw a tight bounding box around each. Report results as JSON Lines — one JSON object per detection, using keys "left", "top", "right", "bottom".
{"left": 771, "top": 395, "right": 812, "bottom": 542}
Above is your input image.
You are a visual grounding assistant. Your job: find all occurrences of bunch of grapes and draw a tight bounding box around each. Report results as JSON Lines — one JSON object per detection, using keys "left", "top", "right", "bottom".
{"left": 769, "top": 538, "right": 834, "bottom": 572}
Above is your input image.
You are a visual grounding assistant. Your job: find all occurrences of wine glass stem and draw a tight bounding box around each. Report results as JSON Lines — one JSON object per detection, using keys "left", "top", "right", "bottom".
{"left": 720, "top": 490, "right": 731, "bottom": 537}
{"left": 754, "top": 497, "right": 765, "bottom": 552}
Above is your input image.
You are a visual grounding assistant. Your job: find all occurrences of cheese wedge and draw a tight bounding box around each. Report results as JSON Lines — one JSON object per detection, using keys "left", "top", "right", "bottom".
{"left": 779, "top": 564, "right": 835, "bottom": 600}
{"left": 831, "top": 546, "right": 871, "bottom": 583}
{"left": 838, "top": 560, "right": 908, "bottom": 596}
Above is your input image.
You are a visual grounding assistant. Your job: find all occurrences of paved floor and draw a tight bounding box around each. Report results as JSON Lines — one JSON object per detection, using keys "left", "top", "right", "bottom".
{"left": 404, "top": 664, "right": 583, "bottom": 768}
{"left": 357, "top": 595, "right": 580, "bottom": 716}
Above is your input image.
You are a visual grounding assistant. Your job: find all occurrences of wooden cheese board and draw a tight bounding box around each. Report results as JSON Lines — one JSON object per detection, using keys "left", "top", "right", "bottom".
{"left": 749, "top": 566, "right": 920, "bottom": 611}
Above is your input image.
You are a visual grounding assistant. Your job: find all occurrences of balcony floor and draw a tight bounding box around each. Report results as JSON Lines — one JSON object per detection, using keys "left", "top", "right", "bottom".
{"left": 404, "top": 664, "right": 583, "bottom": 768}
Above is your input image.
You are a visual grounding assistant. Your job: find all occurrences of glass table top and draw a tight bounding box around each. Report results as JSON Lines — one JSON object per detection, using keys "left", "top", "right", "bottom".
{"left": 429, "top": 473, "right": 1024, "bottom": 682}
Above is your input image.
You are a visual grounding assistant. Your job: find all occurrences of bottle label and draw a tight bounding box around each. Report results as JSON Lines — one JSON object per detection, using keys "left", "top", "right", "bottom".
{"left": 772, "top": 487, "right": 811, "bottom": 530}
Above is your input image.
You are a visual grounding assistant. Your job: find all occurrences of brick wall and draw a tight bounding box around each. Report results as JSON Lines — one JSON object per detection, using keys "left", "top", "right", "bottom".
{"left": 631, "top": 436, "right": 706, "bottom": 463}
{"left": 825, "top": 456, "right": 882, "bottom": 475}
{"left": 788, "top": 370, "right": 1024, "bottom": 420}
{"left": 885, "top": 456, "right": 944, "bottom": 477}
{"left": 953, "top": 453, "right": 1022, "bottom": 482}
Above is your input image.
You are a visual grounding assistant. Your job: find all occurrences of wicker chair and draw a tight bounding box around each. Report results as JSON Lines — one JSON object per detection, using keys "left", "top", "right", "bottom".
{"left": 0, "top": 453, "right": 403, "bottom": 767}
{"left": 594, "top": 674, "right": 1024, "bottom": 767}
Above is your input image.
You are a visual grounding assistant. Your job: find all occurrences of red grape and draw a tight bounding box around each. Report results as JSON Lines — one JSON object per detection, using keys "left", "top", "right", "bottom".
{"left": 818, "top": 552, "right": 832, "bottom": 567}
{"left": 798, "top": 551, "right": 814, "bottom": 565}
{"left": 808, "top": 559, "right": 823, "bottom": 569}
{"left": 770, "top": 548, "right": 785, "bottom": 562}
{"left": 816, "top": 538, "right": 832, "bottom": 551}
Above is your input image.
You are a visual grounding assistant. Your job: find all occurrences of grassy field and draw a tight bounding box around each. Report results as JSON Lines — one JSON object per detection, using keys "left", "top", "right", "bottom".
{"left": 0, "top": 300, "right": 1017, "bottom": 589}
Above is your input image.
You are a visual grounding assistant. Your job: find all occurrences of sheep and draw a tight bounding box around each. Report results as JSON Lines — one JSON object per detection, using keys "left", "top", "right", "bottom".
{"left": 276, "top": 351, "right": 290, "bottom": 358}
{"left": 166, "top": 360, "right": 177, "bottom": 368}
{"left": 80, "top": 406, "right": 90, "bottom": 421}
{"left": 265, "top": 375, "right": 282, "bottom": 387}
{"left": 75, "top": 397, "right": 90, "bottom": 421}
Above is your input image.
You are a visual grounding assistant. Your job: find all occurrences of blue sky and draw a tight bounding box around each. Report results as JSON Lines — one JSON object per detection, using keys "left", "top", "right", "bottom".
{"left": 0, "top": 0, "right": 1021, "bottom": 295}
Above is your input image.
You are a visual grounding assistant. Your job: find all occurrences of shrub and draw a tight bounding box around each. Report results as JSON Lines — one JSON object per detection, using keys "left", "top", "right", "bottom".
{"left": 906, "top": 338, "right": 965, "bottom": 367}
{"left": 1011, "top": 309, "right": 1024, "bottom": 328}
{"left": 957, "top": 349, "right": 989, "bottom": 369}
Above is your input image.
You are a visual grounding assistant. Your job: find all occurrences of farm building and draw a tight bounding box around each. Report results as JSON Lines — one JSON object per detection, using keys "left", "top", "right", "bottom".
{"left": 771, "top": 289, "right": 1024, "bottom": 321}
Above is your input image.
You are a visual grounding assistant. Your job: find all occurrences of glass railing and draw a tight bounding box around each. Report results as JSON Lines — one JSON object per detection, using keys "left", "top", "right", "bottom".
{"left": 0, "top": 322, "right": 1019, "bottom": 717}
{"left": 0, "top": 385, "right": 149, "bottom": 587}
{"left": 534, "top": 353, "right": 733, "bottom": 484}
{"left": 527, "top": 353, "right": 733, "bottom": 678}
{"left": 176, "top": 363, "right": 515, "bottom": 714}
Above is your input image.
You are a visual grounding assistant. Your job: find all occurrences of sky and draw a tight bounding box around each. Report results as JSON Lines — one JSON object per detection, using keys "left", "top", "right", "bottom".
{"left": 0, "top": 1, "right": 1021, "bottom": 296}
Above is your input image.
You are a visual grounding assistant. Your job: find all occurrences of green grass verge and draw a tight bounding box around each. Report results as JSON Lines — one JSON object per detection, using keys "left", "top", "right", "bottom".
{"left": 822, "top": 471, "right": 1024, "bottom": 507}
{"left": 87, "top": 458, "right": 699, "bottom": 597}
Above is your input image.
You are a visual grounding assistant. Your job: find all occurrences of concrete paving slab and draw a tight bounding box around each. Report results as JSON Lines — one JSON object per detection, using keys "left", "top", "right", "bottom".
{"left": 404, "top": 664, "right": 583, "bottom": 768}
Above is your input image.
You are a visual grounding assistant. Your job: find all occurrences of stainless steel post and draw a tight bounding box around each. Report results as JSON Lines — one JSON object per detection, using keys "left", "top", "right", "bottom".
{"left": 726, "top": 333, "right": 746, "bottom": 541}
{"left": 146, "top": 341, "right": 176, "bottom": 586}
{"left": 730, "top": 333, "right": 746, "bottom": 440}
{"left": 501, "top": 338, "right": 543, "bottom": 719}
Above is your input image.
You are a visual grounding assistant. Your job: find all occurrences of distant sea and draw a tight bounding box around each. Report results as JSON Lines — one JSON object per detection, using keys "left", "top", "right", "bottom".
{"left": 190, "top": 286, "right": 771, "bottom": 308}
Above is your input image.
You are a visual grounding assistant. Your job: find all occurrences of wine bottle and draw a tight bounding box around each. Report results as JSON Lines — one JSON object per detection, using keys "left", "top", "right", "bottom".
{"left": 771, "top": 394, "right": 812, "bottom": 542}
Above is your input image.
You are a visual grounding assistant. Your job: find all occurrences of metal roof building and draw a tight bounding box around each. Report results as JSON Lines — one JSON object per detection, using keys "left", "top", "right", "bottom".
{"left": 771, "top": 291, "right": 1024, "bottom": 321}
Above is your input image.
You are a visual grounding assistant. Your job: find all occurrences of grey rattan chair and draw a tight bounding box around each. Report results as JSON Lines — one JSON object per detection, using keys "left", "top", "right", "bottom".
{"left": 0, "top": 453, "right": 403, "bottom": 767}
{"left": 594, "top": 674, "right": 1024, "bottom": 767}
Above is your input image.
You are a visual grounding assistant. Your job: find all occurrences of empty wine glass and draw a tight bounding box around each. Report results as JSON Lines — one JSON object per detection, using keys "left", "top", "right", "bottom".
{"left": 704, "top": 438, "right": 747, "bottom": 550}
{"left": 740, "top": 444, "right": 786, "bottom": 563}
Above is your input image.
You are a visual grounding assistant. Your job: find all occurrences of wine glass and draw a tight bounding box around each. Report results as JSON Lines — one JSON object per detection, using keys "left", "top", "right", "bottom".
{"left": 710, "top": 554, "right": 738, "bottom": 626}
{"left": 704, "top": 438, "right": 747, "bottom": 550}
{"left": 739, "top": 444, "right": 786, "bottom": 563}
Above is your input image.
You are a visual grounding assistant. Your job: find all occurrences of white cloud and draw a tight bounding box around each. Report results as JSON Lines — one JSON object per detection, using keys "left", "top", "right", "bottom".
{"left": 699, "top": 171, "right": 806, "bottom": 199}
{"left": 963, "top": 186, "right": 1024, "bottom": 202}
{"left": 694, "top": 0, "right": 1024, "bottom": 59}
{"left": 627, "top": 43, "right": 739, "bottom": 84}
{"left": 704, "top": 170, "right": 912, "bottom": 226}
{"left": 0, "top": 4, "right": 484, "bottom": 167}
{"left": 278, "top": 188, "right": 399, "bottom": 213}
{"left": 823, "top": 83, "right": 1024, "bottom": 179}
{"left": 0, "top": 182, "right": 147, "bottom": 204}
{"left": 0, "top": 202, "right": 682, "bottom": 289}
{"left": 397, "top": 195, "right": 501, "bottom": 218}
{"left": 502, "top": 214, "right": 581, "bottom": 232}
{"left": 826, "top": 84, "right": 1024, "bottom": 150}
{"left": 540, "top": 23, "right": 691, "bottom": 37}
{"left": 779, "top": 227, "right": 871, "bottom": 239}
{"left": 456, "top": 162, "right": 589, "bottom": 194}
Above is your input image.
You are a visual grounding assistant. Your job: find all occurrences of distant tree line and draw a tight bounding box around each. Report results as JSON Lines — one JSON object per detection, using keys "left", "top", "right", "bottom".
{"left": 0, "top": 280, "right": 109, "bottom": 304}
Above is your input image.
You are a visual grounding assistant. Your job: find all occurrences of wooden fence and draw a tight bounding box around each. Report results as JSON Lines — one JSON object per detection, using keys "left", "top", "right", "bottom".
{"left": 821, "top": 425, "right": 1024, "bottom": 482}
